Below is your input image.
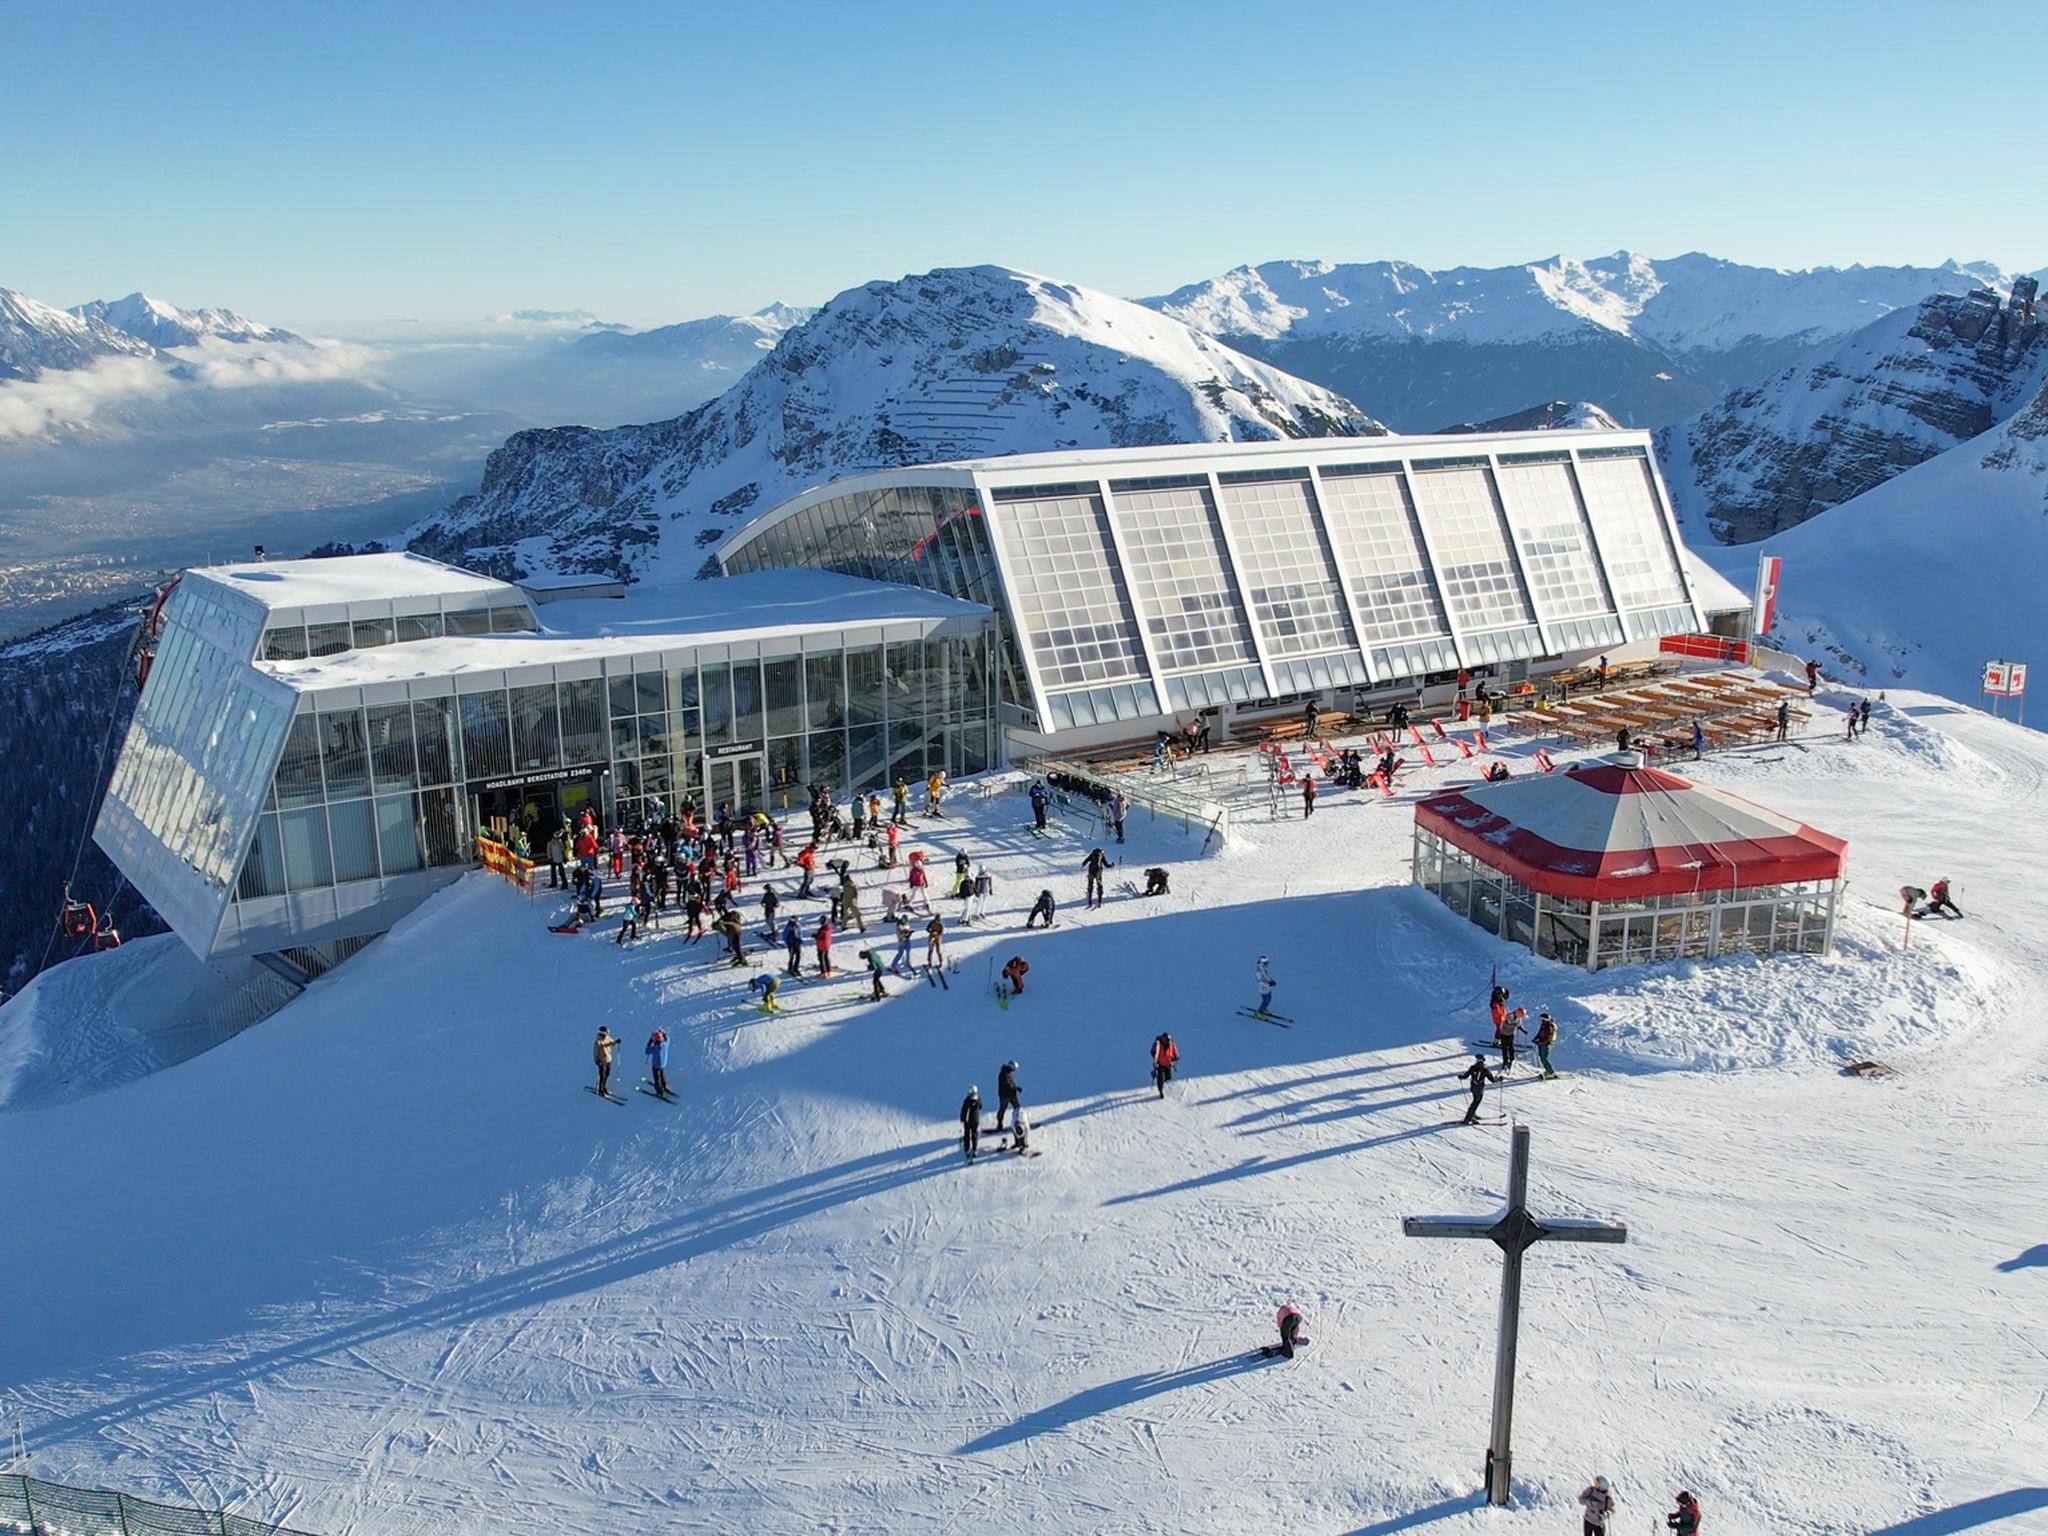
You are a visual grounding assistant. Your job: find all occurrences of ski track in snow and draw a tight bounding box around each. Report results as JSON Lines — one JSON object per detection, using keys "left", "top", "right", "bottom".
{"left": 2, "top": 689, "right": 2046, "bottom": 1534}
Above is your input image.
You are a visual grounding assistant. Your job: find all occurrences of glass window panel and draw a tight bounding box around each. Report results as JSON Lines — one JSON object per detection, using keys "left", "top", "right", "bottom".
{"left": 807, "top": 727, "right": 847, "bottom": 795}
{"left": 280, "top": 805, "right": 334, "bottom": 891}
{"left": 412, "top": 697, "right": 458, "bottom": 785}
{"left": 446, "top": 608, "right": 491, "bottom": 636}
{"left": 1316, "top": 466, "right": 1453, "bottom": 646}
{"left": 700, "top": 664, "right": 731, "bottom": 743}
{"left": 274, "top": 714, "right": 326, "bottom": 808}
{"left": 1574, "top": 453, "right": 1691, "bottom": 616}
{"left": 845, "top": 645, "right": 886, "bottom": 726}
{"left": 307, "top": 621, "right": 352, "bottom": 657}
{"left": 459, "top": 690, "right": 512, "bottom": 779}
{"left": 319, "top": 708, "right": 371, "bottom": 802}
{"left": 1215, "top": 475, "right": 1361, "bottom": 659}
{"left": 395, "top": 612, "right": 443, "bottom": 643}
{"left": 1494, "top": 460, "right": 1618, "bottom": 621}
{"left": 367, "top": 703, "right": 418, "bottom": 790}
{"left": 262, "top": 627, "right": 309, "bottom": 661}
{"left": 328, "top": 798, "right": 380, "bottom": 883}
{"left": 806, "top": 653, "right": 845, "bottom": 730}
{"left": 352, "top": 617, "right": 395, "bottom": 649}
{"left": 991, "top": 487, "right": 1148, "bottom": 690}
{"left": 847, "top": 724, "right": 886, "bottom": 792}
{"left": 420, "top": 788, "right": 466, "bottom": 866}
{"left": 510, "top": 684, "right": 561, "bottom": 771}
{"left": 731, "top": 659, "right": 764, "bottom": 741}
{"left": 237, "top": 813, "right": 286, "bottom": 900}
{"left": 1407, "top": 464, "right": 1537, "bottom": 634}
{"left": 768, "top": 735, "right": 805, "bottom": 793}
{"left": 491, "top": 605, "right": 533, "bottom": 633}
{"left": 1110, "top": 481, "right": 1258, "bottom": 674}
{"left": 609, "top": 674, "right": 638, "bottom": 719}
{"left": 559, "top": 678, "right": 607, "bottom": 763}
{"left": 375, "top": 792, "right": 424, "bottom": 875}
{"left": 764, "top": 657, "right": 804, "bottom": 736}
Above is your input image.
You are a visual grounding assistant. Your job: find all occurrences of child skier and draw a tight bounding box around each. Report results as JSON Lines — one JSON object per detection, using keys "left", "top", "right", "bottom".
{"left": 1151, "top": 1032, "right": 1179, "bottom": 1098}
{"left": 1532, "top": 1011, "right": 1559, "bottom": 1079}
{"left": 1255, "top": 956, "right": 1278, "bottom": 1019}
{"left": 644, "top": 1029, "right": 671, "bottom": 1097}
{"left": 1259, "top": 1303, "right": 1306, "bottom": 1359}
{"left": 1458, "top": 1053, "right": 1502, "bottom": 1124}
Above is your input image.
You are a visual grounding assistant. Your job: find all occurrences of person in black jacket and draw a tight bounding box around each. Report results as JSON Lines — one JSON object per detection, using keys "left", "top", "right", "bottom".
{"left": 995, "top": 1061, "right": 1021, "bottom": 1130}
{"left": 1665, "top": 1491, "right": 1700, "bottom": 1535}
{"left": 1459, "top": 1054, "right": 1502, "bottom": 1124}
{"left": 959, "top": 1086, "right": 982, "bottom": 1162}
{"left": 1083, "top": 848, "right": 1110, "bottom": 909}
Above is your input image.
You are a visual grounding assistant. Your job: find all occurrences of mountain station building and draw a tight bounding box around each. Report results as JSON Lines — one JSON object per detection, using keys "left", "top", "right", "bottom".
{"left": 95, "top": 428, "right": 1741, "bottom": 967}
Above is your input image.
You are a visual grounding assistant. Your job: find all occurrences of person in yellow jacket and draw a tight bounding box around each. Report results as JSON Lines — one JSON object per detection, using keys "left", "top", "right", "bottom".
{"left": 925, "top": 769, "right": 947, "bottom": 818}
{"left": 593, "top": 1027, "right": 620, "bottom": 1098}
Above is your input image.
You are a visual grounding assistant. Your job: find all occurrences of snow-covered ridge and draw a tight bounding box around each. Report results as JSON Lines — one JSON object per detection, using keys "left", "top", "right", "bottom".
{"left": 0, "top": 286, "right": 155, "bottom": 381}
{"left": 406, "top": 265, "right": 1381, "bottom": 584}
{"left": 69, "top": 292, "right": 304, "bottom": 350}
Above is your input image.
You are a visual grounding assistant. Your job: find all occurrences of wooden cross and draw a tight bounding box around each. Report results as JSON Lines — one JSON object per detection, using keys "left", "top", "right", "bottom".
{"left": 1403, "top": 1123, "right": 1628, "bottom": 1506}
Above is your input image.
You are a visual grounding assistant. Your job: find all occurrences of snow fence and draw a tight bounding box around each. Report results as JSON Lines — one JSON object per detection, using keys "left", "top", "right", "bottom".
{"left": 0, "top": 1475, "right": 318, "bottom": 1536}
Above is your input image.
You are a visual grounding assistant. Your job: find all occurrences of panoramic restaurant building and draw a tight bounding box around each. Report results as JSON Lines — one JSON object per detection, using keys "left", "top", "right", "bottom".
{"left": 719, "top": 429, "right": 1725, "bottom": 749}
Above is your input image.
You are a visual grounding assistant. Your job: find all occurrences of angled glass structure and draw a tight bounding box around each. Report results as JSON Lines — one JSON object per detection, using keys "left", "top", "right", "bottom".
{"left": 718, "top": 429, "right": 1705, "bottom": 741}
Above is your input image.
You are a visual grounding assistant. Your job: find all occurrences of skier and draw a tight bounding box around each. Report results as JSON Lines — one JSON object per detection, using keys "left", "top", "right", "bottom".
{"left": 795, "top": 841, "right": 818, "bottom": 899}
{"left": 925, "top": 769, "right": 947, "bottom": 817}
{"left": 1028, "top": 779, "right": 1051, "bottom": 831}
{"left": 1083, "top": 847, "right": 1110, "bottom": 909}
{"left": 1301, "top": 772, "right": 1316, "bottom": 819}
{"left": 1008, "top": 1105, "right": 1032, "bottom": 1155}
{"left": 925, "top": 913, "right": 946, "bottom": 970}
{"left": 1458, "top": 1053, "right": 1502, "bottom": 1124}
{"left": 838, "top": 868, "right": 865, "bottom": 932}
{"left": 1495, "top": 1005, "right": 1527, "bottom": 1070}
{"left": 1151, "top": 1031, "right": 1179, "bottom": 1098}
{"left": 1577, "top": 1475, "right": 1615, "bottom": 1534}
{"left": 1109, "top": 789, "right": 1129, "bottom": 844}
{"left": 972, "top": 864, "right": 994, "bottom": 921}
{"left": 783, "top": 914, "right": 803, "bottom": 977}
{"left": 593, "top": 1027, "right": 620, "bottom": 1098}
{"left": 891, "top": 913, "right": 916, "bottom": 976}
{"left": 1665, "top": 1491, "right": 1701, "bottom": 1535}
{"left": 761, "top": 881, "right": 780, "bottom": 940}
{"left": 892, "top": 774, "right": 911, "bottom": 826}
{"left": 814, "top": 916, "right": 834, "bottom": 977}
{"left": 748, "top": 972, "right": 781, "bottom": 1013}
{"left": 1927, "top": 877, "right": 1964, "bottom": 919}
{"left": 862, "top": 946, "right": 887, "bottom": 1002}
{"left": 588, "top": 869, "right": 605, "bottom": 918}
{"left": 1254, "top": 955, "right": 1277, "bottom": 1019}
{"left": 1001, "top": 955, "right": 1029, "bottom": 997}
{"left": 719, "top": 907, "right": 746, "bottom": 968}
{"left": 1026, "top": 889, "right": 1057, "bottom": 929}
{"left": 995, "top": 1059, "right": 1022, "bottom": 1130}
{"left": 1259, "top": 1302, "right": 1306, "bottom": 1359}
{"left": 1858, "top": 698, "right": 1872, "bottom": 735}
{"left": 1532, "top": 1010, "right": 1559, "bottom": 1079}
{"left": 907, "top": 850, "right": 932, "bottom": 912}
{"left": 959, "top": 1085, "right": 982, "bottom": 1162}
{"left": 644, "top": 1028, "right": 671, "bottom": 1097}
{"left": 1805, "top": 658, "right": 1821, "bottom": 692}
{"left": 1775, "top": 698, "right": 1790, "bottom": 742}
{"left": 614, "top": 907, "right": 638, "bottom": 946}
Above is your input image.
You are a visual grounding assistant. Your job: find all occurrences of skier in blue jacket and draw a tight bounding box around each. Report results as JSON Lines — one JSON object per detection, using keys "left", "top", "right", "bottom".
{"left": 644, "top": 1029, "right": 671, "bottom": 1097}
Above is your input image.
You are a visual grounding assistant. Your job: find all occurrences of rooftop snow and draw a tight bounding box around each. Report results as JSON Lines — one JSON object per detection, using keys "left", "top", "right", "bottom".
{"left": 256, "top": 569, "right": 991, "bottom": 692}
{"left": 1681, "top": 550, "right": 1752, "bottom": 615}
{"left": 918, "top": 426, "right": 1643, "bottom": 477}
{"left": 187, "top": 551, "right": 520, "bottom": 612}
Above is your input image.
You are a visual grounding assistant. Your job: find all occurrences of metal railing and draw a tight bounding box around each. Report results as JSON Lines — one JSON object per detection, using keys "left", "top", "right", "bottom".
{"left": 1018, "top": 754, "right": 1232, "bottom": 849}
{"left": 0, "top": 1474, "right": 319, "bottom": 1536}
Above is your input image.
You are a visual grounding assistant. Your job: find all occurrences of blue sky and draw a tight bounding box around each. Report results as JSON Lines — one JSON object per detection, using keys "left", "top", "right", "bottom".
{"left": 2, "top": 0, "right": 2041, "bottom": 330}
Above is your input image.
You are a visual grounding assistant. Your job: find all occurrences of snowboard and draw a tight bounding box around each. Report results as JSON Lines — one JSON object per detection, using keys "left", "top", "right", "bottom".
{"left": 586, "top": 1085, "right": 628, "bottom": 1104}
{"left": 1237, "top": 1008, "right": 1295, "bottom": 1027}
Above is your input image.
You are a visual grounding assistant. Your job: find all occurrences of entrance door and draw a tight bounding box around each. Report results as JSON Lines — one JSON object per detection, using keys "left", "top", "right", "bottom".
{"left": 705, "top": 755, "right": 766, "bottom": 818}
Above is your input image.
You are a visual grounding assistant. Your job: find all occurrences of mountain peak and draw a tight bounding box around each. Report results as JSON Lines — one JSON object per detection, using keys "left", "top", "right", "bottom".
{"left": 69, "top": 291, "right": 300, "bottom": 350}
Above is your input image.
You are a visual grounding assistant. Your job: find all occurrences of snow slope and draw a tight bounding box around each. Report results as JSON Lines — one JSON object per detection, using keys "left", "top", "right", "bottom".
{"left": 4, "top": 693, "right": 2044, "bottom": 1535}
{"left": 1744, "top": 377, "right": 2048, "bottom": 702}
{"left": 405, "top": 265, "right": 1380, "bottom": 584}
{"left": 0, "top": 287, "right": 155, "bottom": 381}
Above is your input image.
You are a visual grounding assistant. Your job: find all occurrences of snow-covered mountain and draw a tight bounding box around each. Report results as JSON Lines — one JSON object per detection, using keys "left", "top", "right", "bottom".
{"left": 1660, "top": 286, "right": 2048, "bottom": 542}
{"left": 475, "top": 303, "right": 818, "bottom": 428}
{"left": 69, "top": 292, "right": 304, "bottom": 350}
{"left": 407, "top": 265, "right": 1382, "bottom": 582}
{"left": 1744, "top": 369, "right": 2048, "bottom": 702}
{"left": 1147, "top": 254, "right": 2009, "bottom": 430}
{"left": 0, "top": 286, "right": 155, "bottom": 381}
{"left": 1438, "top": 399, "right": 1623, "bottom": 435}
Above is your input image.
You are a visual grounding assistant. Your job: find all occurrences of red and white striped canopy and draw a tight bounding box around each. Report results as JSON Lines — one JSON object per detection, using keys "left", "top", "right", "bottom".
{"left": 1415, "top": 757, "right": 1847, "bottom": 901}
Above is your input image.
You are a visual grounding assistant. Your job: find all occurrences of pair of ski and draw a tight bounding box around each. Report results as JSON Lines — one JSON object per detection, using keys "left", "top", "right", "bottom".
{"left": 968, "top": 1144, "right": 1041, "bottom": 1160}
{"left": 924, "top": 963, "right": 950, "bottom": 990}
{"left": 638, "top": 1078, "right": 678, "bottom": 1104}
{"left": 1237, "top": 1007, "right": 1294, "bottom": 1028}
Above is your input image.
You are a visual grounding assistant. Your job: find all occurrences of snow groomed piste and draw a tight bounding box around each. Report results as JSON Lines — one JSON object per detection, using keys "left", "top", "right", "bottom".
{"left": 1, "top": 683, "right": 2043, "bottom": 1535}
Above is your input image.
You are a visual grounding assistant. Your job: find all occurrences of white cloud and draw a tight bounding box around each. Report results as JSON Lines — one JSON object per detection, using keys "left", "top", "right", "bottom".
{"left": 0, "top": 337, "right": 383, "bottom": 443}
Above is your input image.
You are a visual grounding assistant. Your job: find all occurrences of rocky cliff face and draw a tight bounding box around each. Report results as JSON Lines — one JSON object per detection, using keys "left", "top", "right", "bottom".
{"left": 1660, "top": 289, "right": 2048, "bottom": 543}
{"left": 406, "top": 265, "right": 1383, "bottom": 584}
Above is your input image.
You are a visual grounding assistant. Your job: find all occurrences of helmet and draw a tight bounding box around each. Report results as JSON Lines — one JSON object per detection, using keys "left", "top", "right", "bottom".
{"left": 1676, "top": 1492, "right": 1695, "bottom": 1505}
{"left": 1006, "top": 1060, "right": 1018, "bottom": 1071}
{"left": 967, "top": 1085, "right": 979, "bottom": 1096}
{"left": 1594, "top": 1476, "right": 1609, "bottom": 1491}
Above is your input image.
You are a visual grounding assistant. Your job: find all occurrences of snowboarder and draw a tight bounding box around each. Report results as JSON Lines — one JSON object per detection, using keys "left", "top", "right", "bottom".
{"left": 959, "top": 1085, "right": 982, "bottom": 1161}
{"left": 1458, "top": 1053, "right": 1502, "bottom": 1124}
{"left": 1666, "top": 1491, "right": 1700, "bottom": 1535}
{"left": 1254, "top": 955, "right": 1277, "bottom": 1019}
{"left": 593, "top": 1027, "right": 620, "bottom": 1098}
{"left": 1927, "top": 877, "right": 1964, "bottom": 918}
{"left": 1083, "top": 847, "right": 1110, "bottom": 909}
{"left": 1532, "top": 1010, "right": 1559, "bottom": 1079}
{"left": 644, "top": 1029, "right": 671, "bottom": 1097}
{"left": 862, "top": 946, "right": 887, "bottom": 1001}
{"left": 1259, "top": 1302, "right": 1306, "bottom": 1359}
{"left": 1151, "top": 1031, "right": 1178, "bottom": 1098}
{"left": 1028, "top": 779, "right": 1050, "bottom": 831}
{"left": 1577, "top": 1474, "right": 1615, "bottom": 1534}
{"left": 995, "top": 1059, "right": 1022, "bottom": 1129}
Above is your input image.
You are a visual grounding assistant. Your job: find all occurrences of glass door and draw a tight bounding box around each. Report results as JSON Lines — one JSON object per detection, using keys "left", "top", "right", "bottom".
{"left": 704, "top": 755, "right": 766, "bottom": 818}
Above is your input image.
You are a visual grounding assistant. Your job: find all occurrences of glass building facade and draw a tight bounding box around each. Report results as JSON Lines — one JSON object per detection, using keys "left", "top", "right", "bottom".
{"left": 718, "top": 431, "right": 1704, "bottom": 739}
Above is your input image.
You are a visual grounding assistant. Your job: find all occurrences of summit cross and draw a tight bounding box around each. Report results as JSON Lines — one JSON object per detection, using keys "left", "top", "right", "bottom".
{"left": 1402, "top": 1122, "right": 1627, "bottom": 1506}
